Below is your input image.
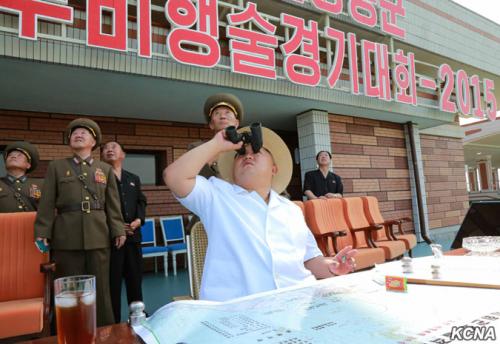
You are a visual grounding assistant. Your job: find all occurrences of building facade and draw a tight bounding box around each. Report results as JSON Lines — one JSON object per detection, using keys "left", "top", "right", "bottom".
{"left": 1, "top": 0, "right": 499, "bottom": 243}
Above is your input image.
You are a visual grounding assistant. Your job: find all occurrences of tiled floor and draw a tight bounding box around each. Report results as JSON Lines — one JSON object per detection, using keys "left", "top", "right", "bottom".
{"left": 119, "top": 237, "right": 455, "bottom": 321}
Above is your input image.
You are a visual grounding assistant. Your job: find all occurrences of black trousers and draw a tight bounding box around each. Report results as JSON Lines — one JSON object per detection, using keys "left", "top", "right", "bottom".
{"left": 109, "top": 242, "right": 143, "bottom": 323}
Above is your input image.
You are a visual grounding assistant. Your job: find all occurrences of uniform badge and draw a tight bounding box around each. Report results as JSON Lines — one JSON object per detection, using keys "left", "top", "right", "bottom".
{"left": 30, "top": 184, "right": 42, "bottom": 199}
{"left": 95, "top": 168, "right": 107, "bottom": 184}
{"left": 130, "top": 182, "right": 135, "bottom": 187}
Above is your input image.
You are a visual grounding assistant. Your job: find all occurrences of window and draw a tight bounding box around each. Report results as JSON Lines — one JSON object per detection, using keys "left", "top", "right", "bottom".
{"left": 123, "top": 152, "right": 160, "bottom": 185}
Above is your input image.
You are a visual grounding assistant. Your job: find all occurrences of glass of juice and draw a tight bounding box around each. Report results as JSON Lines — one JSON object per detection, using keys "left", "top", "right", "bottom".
{"left": 54, "top": 275, "right": 96, "bottom": 344}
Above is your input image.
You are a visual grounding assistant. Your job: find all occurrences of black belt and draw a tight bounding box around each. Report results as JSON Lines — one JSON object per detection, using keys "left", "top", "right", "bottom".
{"left": 57, "top": 201, "right": 103, "bottom": 214}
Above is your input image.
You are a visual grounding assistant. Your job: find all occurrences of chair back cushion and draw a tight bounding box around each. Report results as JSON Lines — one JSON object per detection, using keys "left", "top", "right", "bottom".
{"left": 0, "top": 212, "right": 48, "bottom": 302}
{"left": 140, "top": 218, "right": 156, "bottom": 245}
{"left": 160, "top": 216, "right": 185, "bottom": 244}
{"left": 304, "top": 199, "right": 353, "bottom": 253}
{"left": 342, "top": 197, "right": 371, "bottom": 247}
{"left": 362, "top": 196, "right": 385, "bottom": 224}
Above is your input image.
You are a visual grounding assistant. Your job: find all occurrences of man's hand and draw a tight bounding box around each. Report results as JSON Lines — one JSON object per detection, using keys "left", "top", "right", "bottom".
{"left": 115, "top": 235, "right": 126, "bottom": 249}
{"left": 163, "top": 129, "right": 243, "bottom": 199}
{"left": 211, "top": 129, "right": 244, "bottom": 153}
{"left": 129, "top": 219, "right": 142, "bottom": 230}
{"left": 325, "top": 193, "right": 342, "bottom": 199}
{"left": 328, "top": 246, "right": 357, "bottom": 276}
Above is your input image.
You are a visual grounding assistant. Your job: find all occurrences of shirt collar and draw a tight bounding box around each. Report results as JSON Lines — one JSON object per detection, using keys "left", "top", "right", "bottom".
{"left": 7, "top": 174, "right": 27, "bottom": 183}
{"left": 231, "top": 182, "right": 281, "bottom": 208}
{"left": 73, "top": 156, "right": 94, "bottom": 166}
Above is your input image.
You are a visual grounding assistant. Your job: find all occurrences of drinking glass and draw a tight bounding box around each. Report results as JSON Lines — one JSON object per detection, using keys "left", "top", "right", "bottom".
{"left": 54, "top": 275, "right": 96, "bottom": 344}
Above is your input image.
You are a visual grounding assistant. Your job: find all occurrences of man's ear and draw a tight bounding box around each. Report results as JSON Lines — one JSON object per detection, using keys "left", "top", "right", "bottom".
{"left": 234, "top": 119, "right": 240, "bottom": 128}
{"left": 272, "top": 164, "right": 278, "bottom": 176}
{"left": 209, "top": 121, "right": 215, "bottom": 131}
{"left": 26, "top": 162, "right": 31, "bottom": 171}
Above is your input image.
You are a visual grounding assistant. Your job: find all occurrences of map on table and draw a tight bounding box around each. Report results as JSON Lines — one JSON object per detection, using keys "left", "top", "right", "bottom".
{"left": 134, "top": 257, "right": 500, "bottom": 344}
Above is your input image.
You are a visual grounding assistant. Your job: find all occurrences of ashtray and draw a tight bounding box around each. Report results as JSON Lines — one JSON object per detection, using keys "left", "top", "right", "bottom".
{"left": 462, "top": 236, "right": 500, "bottom": 255}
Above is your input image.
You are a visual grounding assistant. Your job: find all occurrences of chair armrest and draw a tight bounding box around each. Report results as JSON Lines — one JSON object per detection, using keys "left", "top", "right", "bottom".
{"left": 381, "top": 221, "right": 399, "bottom": 240}
{"left": 40, "top": 262, "right": 56, "bottom": 273}
{"left": 331, "top": 231, "right": 347, "bottom": 238}
{"left": 330, "top": 231, "right": 347, "bottom": 253}
{"left": 351, "top": 224, "right": 382, "bottom": 233}
{"left": 383, "top": 220, "right": 399, "bottom": 226}
{"left": 391, "top": 218, "right": 411, "bottom": 236}
{"left": 314, "top": 231, "right": 347, "bottom": 256}
{"left": 40, "top": 262, "right": 55, "bottom": 337}
{"left": 351, "top": 225, "right": 381, "bottom": 248}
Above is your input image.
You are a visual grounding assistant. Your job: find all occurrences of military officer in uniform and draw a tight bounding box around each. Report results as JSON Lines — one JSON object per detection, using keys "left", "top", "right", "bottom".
{"left": 35, "top": 118, "right": 126, "bottom": 326}
{"left": 188, "top": 93, "right": 244, "bottom": 178}
{"left": 0, "top": 141, "right": 42, "bottom": 212}
{"left": 183, "top": 94, "right": 244, "bottom": 237}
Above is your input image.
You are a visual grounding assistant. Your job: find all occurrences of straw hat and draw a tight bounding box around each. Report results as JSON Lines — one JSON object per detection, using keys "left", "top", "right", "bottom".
{"left": 217, "top": 126, "right": 292, "bottom": 194}
{"left": 4, "top": 141, "right": 40, "bottom": 173}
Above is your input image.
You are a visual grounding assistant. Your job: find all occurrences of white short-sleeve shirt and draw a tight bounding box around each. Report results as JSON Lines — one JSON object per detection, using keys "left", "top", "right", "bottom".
{"left": 178, "top": 176, "right": 322, "bottom": 302}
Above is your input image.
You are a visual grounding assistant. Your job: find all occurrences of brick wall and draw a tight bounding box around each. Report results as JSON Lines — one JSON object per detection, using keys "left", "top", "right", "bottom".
{"left": 421, "top": 135, "right": 469, "bottom": 229}
{"left": 0, "top": 109, "right": 303, "bottom": 218}
{"left": 329, "top": 114, "right": 414, "bottom": 231}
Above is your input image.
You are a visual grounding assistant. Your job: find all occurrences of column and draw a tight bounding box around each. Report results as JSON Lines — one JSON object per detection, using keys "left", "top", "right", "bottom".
{"left": 296, "top": 110, "right": 331, "bottom": 190}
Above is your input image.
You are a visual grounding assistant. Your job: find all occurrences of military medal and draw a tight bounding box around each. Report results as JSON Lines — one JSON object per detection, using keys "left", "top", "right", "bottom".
{"left": 95, "top": 168, "right": 107, "bottom": 184}
{"left": 30, "top": 184, "right": 42, "bottom": 199}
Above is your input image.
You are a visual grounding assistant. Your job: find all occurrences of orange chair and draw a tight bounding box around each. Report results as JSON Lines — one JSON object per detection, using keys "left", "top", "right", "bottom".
{"left": 362, "top": 196, "right": 416, "bottom": 256}
{"left": 0, "top": 212, "right": 54, "bottom": 341}
{"left": 342, "top": 197, "right": 406, "bottom": 260}
{"left": 304, "top": 199, "right": 385, "bottom": 270}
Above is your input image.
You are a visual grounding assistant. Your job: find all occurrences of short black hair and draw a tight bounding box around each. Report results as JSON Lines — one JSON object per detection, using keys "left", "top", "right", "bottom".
{"left": 316, "top": 150, "right": 331, "bottom": 161}
{"left": 101, "top": 140, "right": 125, "bottom": 153}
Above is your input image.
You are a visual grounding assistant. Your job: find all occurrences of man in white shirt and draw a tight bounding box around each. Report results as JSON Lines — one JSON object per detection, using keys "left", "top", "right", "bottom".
{"left": 163, "top": 126, "right": 357, "bottom": 302}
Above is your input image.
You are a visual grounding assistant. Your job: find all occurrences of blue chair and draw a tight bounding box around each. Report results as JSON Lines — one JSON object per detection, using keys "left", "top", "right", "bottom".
{"left": 160, "top": 215, "right": 187, "bottom": 276}
{"left": 141, "top": 218, "right": 169, "bottom": 276}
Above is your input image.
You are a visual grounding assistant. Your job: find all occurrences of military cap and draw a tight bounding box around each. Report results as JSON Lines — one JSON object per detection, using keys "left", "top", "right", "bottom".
{"left": 65, "top": 118, "right": 102, "bottom": 150}
{"left": 4, "top": 141, "right": 40, "bottom": 173}
{"left": 203, "top": 93, "right": 244, "bottom": 124}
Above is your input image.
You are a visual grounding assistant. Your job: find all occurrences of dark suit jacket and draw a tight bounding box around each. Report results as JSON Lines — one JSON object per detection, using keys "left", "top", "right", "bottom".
{"left": 115, "top": 169, "right": 147, "bottom": 243}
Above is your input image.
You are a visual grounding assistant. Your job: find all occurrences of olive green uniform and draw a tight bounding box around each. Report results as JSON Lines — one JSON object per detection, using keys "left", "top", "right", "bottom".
{"left": 0, "top": 175, "right": 42, "bottom": 212}
{"left": 35, "top": 157, "right": 125, "bottom": 326}
{"left": 187, "top": 141, "right": 220, "bottom": 179}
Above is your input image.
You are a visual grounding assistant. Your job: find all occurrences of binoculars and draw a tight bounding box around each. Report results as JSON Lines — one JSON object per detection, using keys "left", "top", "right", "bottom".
{"left": 225, "top": 122, "right": 263, "bottom": 155}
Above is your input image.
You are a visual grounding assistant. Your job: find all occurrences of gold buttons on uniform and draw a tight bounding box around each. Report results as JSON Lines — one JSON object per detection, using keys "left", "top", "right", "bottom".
{"left": 82, "top": 162, "right": 87, "bottom": 165}
{"left": 83, "top": 172, "right": 88, "bottom": 176}
{"left": 17, "top": 188, "right": 21, "bottom": 191}
{"left": 16, "top": 180, "right": 20, "bottom": 183}
{"left": 18, "top": 206, "right": 23, "bottom": 209}
{"left": 85, "top": 196, "right": 90, "bottom": 200}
